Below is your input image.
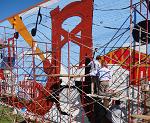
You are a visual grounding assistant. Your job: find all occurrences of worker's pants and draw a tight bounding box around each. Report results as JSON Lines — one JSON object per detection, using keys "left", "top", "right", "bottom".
{"left": 99, "top": 81, "right": 109, "bottom": 94}
{"left": 99, "top": 81, "right": 109, "bottom": 107}
{"left": 91, "top": 76, "right": 99, "bottom": 94}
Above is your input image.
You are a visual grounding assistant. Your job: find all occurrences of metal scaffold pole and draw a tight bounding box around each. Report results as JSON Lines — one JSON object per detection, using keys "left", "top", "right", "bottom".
{"left": 130, "top": 0, "right": 150, "bottom": 122}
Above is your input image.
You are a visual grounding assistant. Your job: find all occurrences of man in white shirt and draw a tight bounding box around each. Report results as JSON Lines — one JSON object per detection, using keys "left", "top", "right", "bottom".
{"left": 88, "top": 55, "right": 101, "bottom": 94}
{"left": 98, "top": 65, "right": 111, "bottom": 94}
{"left": 98, "top": 60, "right": 112, "bottom": 107}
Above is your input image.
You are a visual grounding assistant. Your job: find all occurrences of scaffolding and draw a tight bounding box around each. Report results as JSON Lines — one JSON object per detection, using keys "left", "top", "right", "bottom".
{"left": 0, "top": 0, "right": 150, "bottom": 123}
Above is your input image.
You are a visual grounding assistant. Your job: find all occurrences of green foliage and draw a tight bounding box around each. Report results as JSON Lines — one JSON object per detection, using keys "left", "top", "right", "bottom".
{"left": 0, "top": 105, "right": 24, "bottom": 123}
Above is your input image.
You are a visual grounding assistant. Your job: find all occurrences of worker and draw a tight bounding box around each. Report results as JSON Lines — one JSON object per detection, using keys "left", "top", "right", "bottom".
{"left": 88, "top": 55, "right": 101, "bottom": 94}
{"left": 107, "top": 100, "right": 126, "bottom": 123}
{"left": 98, "top": 60, "right": 112, "bottom": 107}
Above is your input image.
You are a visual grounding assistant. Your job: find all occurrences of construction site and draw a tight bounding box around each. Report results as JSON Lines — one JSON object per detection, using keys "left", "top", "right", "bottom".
{"left": 0, "top": 0, "right": 150, "bottom": 123}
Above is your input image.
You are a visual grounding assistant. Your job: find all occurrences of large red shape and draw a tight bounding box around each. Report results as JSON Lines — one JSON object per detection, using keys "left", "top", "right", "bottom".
{"left": 101, "top": 48, "right": 150, "bottom": 85}
{"left": 1, "top": 0, "right": 94, "bottom": 116}
{"left": 49, "top": 0, "right": 94, "bottom": 119}
{"left": 50, "top": 0, "right": 93, "bottom": 73}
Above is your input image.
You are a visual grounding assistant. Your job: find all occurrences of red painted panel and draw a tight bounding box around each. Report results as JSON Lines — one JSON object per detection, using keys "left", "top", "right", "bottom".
{"left": 103, "top": 48, "right": 150, "bottom": 85}
{"left": 0, "top": 69, "right": 5, "bottom": 80}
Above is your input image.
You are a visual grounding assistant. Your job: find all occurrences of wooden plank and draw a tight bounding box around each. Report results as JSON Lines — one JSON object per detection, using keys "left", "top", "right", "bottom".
{"left": 86, "top": 94, "right": 135, "bottom": 101}
{"left": 26, "top": 51, "right": 52, "bottom": 55}
{"left": 35, "top": 74, "right": 87, "bottom": 77}
{"left": 131, "top": 114, "right": 150, "bottom": 121}
{"left": 87, "top": 94, "right": 119, "bottom": 100}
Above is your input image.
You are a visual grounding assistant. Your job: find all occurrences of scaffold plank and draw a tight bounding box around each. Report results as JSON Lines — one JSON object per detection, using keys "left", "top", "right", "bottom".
{"left": 35, "top": 74, "right": 87, "bottom": 77}
{"left": 86, "top": 94, "right": 135, "bottom": 101}
{"left": 131, "top": 114, "right": 150, "bottom": 121}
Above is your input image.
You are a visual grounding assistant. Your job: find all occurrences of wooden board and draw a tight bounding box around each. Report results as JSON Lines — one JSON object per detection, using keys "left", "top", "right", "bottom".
{"left": 131, "top": 114, "right": 150, "bottom": 121}
{"left": 86, "top": 94, "right": 135, "bottom": 101}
